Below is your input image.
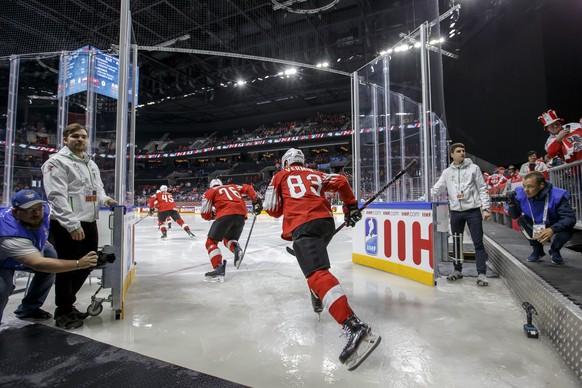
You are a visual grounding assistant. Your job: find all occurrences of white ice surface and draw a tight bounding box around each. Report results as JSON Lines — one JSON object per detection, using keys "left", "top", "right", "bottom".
{"left": 5, "top": 214, "right": 580, "bottom": 387}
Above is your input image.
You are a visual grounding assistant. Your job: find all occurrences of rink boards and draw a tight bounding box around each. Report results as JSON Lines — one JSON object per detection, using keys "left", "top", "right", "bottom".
{"left": 351, "top": 202, "right": 449, "bottom": 286}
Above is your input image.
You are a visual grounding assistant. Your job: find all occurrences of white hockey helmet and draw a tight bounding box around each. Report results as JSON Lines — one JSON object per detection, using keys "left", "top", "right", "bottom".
{"left": 282, "top": 148, "right": 305, "bottom": 168}
{"left": 209, "top": 179, "right": 223, "bottom": 188}
{"left": 159, "top": 185, "right": 168, "bottom": 192}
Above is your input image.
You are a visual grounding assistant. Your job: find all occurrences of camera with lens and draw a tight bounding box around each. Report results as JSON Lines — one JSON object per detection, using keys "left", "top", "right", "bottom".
{"left": 490, "top": 190, "right": 517, "bottom": 205}
{"left": 97, "top": 245, "right": 116, "bottom": 266}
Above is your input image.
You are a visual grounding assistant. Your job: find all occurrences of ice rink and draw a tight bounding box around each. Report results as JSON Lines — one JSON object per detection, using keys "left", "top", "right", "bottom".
{"left": 4, "top": 214, "right": 581, "bottom": 387}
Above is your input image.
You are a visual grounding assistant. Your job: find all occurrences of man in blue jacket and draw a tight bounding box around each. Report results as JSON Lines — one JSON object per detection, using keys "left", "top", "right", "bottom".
{"left": 507, "top": 171, "right": 576, "bottom": 264}
{"left": 0, "top": 190, "right": 97, "bottom": 325}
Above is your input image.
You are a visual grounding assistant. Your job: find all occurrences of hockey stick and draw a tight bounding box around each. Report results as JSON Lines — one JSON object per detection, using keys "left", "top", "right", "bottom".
{"left": 286, "top": 159, "right": 418, "bottom": 256}
{"left": 134, "top": 212, "right": 152, "bottom": 225}
{"left": 235, "top": 214, "right": 258, "bottom": 269}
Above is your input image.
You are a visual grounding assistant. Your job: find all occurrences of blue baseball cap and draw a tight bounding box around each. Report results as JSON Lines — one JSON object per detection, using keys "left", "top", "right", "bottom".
{"left": 11, "top": 190, "right": 45, "bottom": 209}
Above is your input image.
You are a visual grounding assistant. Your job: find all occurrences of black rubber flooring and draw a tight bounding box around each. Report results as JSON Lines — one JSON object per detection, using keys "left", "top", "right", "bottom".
{"left": 0, "top": 323, "right": 247, "bottom": 388}
{"left": 484, "top": 221, "right": 582, "bottom": 308}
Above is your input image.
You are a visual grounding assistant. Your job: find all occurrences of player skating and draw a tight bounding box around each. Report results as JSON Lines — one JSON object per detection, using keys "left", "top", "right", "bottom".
{"left": 149, "top": 185, "right": 195, "bottom": 238}
{"left": 263, "top": 148, "right": 381, "bottom": 371}
{"left": 200, "top": 179, "right": 262, "bottom": 282}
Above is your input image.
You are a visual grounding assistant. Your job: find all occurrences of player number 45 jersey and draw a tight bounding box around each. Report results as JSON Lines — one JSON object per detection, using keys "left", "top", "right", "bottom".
{"left": 149, "top": 192, "right": 176, "bottom": 212}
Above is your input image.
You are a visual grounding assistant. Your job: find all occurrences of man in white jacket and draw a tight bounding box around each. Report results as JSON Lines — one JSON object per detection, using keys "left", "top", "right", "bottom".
{"left": 431, "top": 143, "right": 491, "bottom": 286}
{"left": 42, "top": 123, "right": 117, "bottom": 329}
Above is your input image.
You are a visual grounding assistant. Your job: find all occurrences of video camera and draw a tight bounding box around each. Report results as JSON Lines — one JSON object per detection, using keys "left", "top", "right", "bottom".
{"left": 97, "top": 245, "right": 116, "bottom": 266}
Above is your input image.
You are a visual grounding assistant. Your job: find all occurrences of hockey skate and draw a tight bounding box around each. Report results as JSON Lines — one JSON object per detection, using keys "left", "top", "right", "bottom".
{"left": 204, "top": 260, "right": 226, "bottom": 283}
{"left": 185, "top": 228, "right": 195, "bottom": 238}
{"left": 310, "top": 289, "right": 323, "bottom": 320}
{"left": 161, "top": 230, "right": 167, "bottom": 239}
{"left": 233, "top": 243, "right": 243, "bottom": 269}
{"left": 339, "top": 315, "right": 381, "bottom": 371}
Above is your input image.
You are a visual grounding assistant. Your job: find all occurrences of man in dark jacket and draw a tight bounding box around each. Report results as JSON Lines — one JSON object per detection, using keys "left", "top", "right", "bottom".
{"left": 507, "top": 171, "right": 576, "bottom": 264}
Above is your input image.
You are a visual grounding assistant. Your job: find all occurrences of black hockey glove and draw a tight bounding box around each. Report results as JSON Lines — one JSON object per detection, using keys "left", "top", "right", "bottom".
{"left": 148, "top": 208, "right": 155, "bottom": 216}
{"left": 343, "top": 203, "right": 362, "bottom": 227}
{"left": 252, "top": 198, "right": 263, "bottom": 215}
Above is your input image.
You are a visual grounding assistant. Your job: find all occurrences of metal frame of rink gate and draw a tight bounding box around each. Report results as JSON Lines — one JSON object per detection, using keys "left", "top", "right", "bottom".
{"left": 91, "top": 206, "right": 129, "bottom": 320}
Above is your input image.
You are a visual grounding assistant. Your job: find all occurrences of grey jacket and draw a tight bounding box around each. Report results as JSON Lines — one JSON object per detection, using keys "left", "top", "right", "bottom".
{"left": 431, "top": 158, "right": 490, "bottom": 212}
{"left": 42, "top": 146, "right": 112, "bottom": 233}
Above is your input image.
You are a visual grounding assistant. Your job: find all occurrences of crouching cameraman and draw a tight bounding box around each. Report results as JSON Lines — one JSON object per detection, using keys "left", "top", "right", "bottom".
{"left": 506, "top": 171, "right": 576, "bottom": 264}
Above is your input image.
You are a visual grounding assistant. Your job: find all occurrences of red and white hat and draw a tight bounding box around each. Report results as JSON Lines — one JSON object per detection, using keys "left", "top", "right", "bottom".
{"left": 538, "top": 109, "right": 563, "bottom": 128}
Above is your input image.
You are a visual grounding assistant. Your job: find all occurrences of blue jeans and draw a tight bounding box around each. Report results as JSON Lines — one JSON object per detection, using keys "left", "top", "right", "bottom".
{"left": 0, "top": 243, "right": 57, "bottom": 323}
{"left": 517, "top": 216, "right": 574, "bottom": 252}
{"left": 12, "top": 243, "right": 57, "bottom": 316}
{"left": 0, "top": 269, "right": 16, "bottom": 323}
{"left": 450, "top": 208, "right": 488, "bottom": 275}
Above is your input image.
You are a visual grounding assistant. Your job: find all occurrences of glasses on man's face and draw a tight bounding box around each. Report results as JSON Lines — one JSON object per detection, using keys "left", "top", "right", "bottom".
{"left": 17, "top": 206, "right": 43, "bottom": 215}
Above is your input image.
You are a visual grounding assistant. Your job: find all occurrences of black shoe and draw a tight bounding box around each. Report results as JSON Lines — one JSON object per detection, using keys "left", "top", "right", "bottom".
{"left": 310, "top": 290, "right": 323, "bottom": 314}
{"left": 72, "top": 307, "right": 89, "bottom": 320}
{"left": 15, "top": 308, "right": 52, "bottom": 321}
{"left": 205, "top": 260, "right": 226, "bottom": 281}
{"left": 55, "top": 312, "right": 84, "bottom": 329}
{"left": 549, "top": 249, "right": 564, "bottom": 265}
{"left": 339, "top": 315, "right": 370, "bottom": 364}
{"left": 233, "top": 243, "right": 243, "bottom": 268}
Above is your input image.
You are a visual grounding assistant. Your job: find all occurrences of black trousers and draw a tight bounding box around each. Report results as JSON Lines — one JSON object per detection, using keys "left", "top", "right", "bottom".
{"left": 49, "top": 220, "right": 98, "bottom": 316}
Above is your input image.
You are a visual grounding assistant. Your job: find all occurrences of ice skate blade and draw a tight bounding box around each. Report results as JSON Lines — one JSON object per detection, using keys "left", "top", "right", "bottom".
{"left": 345, "top": 332, "right": 381, "bottom": 371}
{"left": 203, "top": 275, "right": 224, "bottom": 283}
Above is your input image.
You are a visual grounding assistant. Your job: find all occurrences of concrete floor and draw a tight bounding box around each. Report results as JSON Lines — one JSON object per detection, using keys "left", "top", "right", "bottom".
{"left": 4, "top": 214, "right": 581, "bottom": 387}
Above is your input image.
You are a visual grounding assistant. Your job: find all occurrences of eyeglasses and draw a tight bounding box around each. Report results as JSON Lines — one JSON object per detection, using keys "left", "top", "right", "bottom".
{"left": 16, "top": 206, "right": 43, "bottom": 214}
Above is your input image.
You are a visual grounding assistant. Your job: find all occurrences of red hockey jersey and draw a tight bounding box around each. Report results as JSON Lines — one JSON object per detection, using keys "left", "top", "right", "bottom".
{"left": 149, "top": 191, "right": 177, "bottom": 212}
{"left": 200, "top": 183, "right": 258, "bottom": 221}
{"left": 263, "top": 166, "right": 357, "bottom": 240}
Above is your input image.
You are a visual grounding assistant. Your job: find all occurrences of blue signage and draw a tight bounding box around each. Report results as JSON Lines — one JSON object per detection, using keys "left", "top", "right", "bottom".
{"left": 59, "top": 46, "right": 91, "bottom": 97}
{"left": 365, "top": 217, "right": 378, "bottom": 255}
{"left": 59, "top": 45, "right": 138, "bottom": 103}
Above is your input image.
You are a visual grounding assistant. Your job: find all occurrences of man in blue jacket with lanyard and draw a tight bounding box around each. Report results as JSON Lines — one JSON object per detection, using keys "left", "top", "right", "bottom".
{"left": 507, "top": 171, "right": 576, "bottom": 264}
{"left": 0, "top": 190, "right": 97, "bottom": 325}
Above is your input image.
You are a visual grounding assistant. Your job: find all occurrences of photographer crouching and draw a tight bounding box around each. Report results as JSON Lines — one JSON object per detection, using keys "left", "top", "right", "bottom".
{"left": 505, "top": 171, "right": 576, "bottom": 264}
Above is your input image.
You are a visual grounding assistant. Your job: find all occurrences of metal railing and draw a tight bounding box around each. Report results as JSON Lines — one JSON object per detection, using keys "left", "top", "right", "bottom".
{"left": 548, "top": 160, "right": 582, "bottom": 230}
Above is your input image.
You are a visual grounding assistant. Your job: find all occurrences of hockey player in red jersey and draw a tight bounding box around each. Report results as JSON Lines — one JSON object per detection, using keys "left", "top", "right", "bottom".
{"left": 148, "top": 185, "right": 194, "bottom": 238}
{"left": 200, "top": 179, "right": 262, "bottom": 281}
{"left": 263, "top": 148, "right": 381, "bottom": 371}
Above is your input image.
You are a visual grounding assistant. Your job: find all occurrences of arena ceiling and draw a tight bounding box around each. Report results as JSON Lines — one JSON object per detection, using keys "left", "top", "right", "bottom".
{"left": 0, "top": 0, "right": 473, "bottom": 134}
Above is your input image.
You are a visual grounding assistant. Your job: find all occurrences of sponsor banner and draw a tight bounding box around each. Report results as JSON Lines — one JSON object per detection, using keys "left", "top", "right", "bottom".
{"left": 352, "top": 202, "right": 436, "bottom": 286}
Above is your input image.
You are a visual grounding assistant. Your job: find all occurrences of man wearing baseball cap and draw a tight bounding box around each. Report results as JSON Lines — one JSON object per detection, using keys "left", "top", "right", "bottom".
{"left": 0, "top": 190, "right": 98, "bottom": 326}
